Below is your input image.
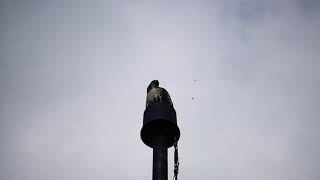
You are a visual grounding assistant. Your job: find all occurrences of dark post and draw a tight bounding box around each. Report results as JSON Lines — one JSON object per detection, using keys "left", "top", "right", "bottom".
{"left": 141, "top": 102, "right": 180, "bottom": 180}
{"left": 153, "top": 142, "right": 167, "bottom": 180}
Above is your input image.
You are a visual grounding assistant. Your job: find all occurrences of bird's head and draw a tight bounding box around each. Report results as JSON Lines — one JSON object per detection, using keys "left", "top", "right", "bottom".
{"left": 147, "top": 80, "right": 159, "bottom": 93}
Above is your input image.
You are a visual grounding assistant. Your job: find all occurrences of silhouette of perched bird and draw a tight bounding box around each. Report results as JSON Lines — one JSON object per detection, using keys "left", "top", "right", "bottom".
{"left": 146, "top": 80, "right": 173, "bottom": 108}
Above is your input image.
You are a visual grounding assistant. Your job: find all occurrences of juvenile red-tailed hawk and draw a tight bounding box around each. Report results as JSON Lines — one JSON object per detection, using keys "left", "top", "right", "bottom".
{"left": 146, "top": 80, "right": 173, "bottom": 108}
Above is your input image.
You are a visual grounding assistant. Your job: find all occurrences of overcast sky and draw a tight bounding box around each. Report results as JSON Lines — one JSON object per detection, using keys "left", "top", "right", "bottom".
{"left": 1, "top": 0, "right": 320, "bottom": 180}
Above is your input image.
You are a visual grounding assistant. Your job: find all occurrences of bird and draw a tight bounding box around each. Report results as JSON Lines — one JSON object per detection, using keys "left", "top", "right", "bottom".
{"left": 146, "top": 80, "right": 173, "bottom": 108}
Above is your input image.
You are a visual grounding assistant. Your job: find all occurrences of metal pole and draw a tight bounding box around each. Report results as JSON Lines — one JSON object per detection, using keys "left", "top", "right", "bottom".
{"left": 153, "top": 147, "right": 168, "bottom": 180}
{"left": 152, "top": 133, "right": 168, "bottom": 180}
{"left": 141, "top": 102, "right": 180, "bottom": 180}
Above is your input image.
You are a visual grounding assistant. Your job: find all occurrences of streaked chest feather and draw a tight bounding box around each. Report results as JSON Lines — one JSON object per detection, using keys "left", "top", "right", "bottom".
{"left": 147, "top": 88, "right": 161, "bottom": 101}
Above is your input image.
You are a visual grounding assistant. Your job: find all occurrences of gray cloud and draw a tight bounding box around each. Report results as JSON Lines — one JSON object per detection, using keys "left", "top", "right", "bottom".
{"left": 1, "top": 0, "right": 320, "bottom": 180}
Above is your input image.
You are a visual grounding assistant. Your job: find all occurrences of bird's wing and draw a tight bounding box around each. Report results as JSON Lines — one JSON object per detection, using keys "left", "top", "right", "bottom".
{"left": 160, "top": 88, "right": 173, "bottom": 106}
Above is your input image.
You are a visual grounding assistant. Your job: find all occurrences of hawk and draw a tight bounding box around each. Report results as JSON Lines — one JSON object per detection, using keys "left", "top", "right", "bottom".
{"left": 146, "top": 80, "right": 173, "bottom": 108}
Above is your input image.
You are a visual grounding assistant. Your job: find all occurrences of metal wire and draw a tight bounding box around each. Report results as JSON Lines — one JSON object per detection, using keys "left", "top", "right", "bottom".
{"left": 173, "top": 137, "right": 179, "bottom": 180}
